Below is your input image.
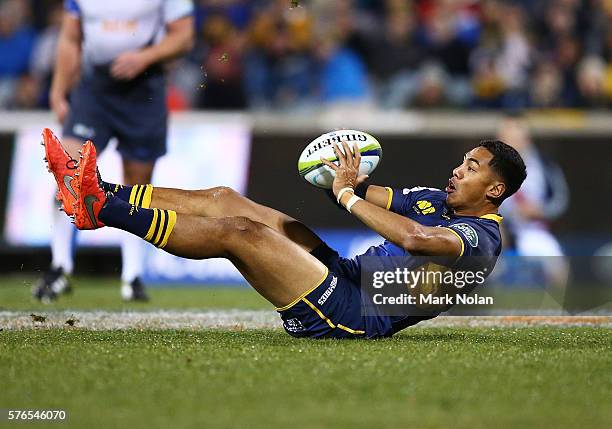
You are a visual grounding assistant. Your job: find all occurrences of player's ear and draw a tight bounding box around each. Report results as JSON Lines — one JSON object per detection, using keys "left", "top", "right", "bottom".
{"left": 486, "top": 182, "right": 505, "bottom": 201}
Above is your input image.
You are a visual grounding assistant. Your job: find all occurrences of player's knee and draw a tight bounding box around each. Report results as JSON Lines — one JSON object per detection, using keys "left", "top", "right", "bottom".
{"left": 222, "top": 216, "right": 263, "bottom": 240}
{"left": 198, "top": 186, "right": 237, "bottom": 203}
{"left": 233, "top": 216, "right": 260, "bottom": 233}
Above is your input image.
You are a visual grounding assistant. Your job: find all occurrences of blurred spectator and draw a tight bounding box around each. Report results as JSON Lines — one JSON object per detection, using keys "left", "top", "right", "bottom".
{"left": 360, "top": 2, "right": 423, "bottom": 108}
{"left": 529, "top": 60, "right": 563, "bottom": 107}
{"left": 29, "top": 0, "right": 63, "bottom": 108}
{"left": 416, "top": 0, "right": 479, "bottom": 106}
{"left": 576, "top": 55, "right": 608, "bottom": 107}
{"left": 471, "top": 2, "right": 530, "bottom": 108}
{"left": 197, "top": 13, "right": 246, "bottom": 109}
{"left": 5, "top": 0, "right": 612, "bottom": 111}
{"left": 316, "top": 32, "right": 370, "bottom": 105}
{"left": 0, "top": 0, "right": 35, "bottom": 108}
{"left": 313, "top": 0, "right": 370, "bottom": 105}
{"left": 497, "top": 112, "right": 570, "bottom": 286}
{"left": 244, "top": 1, "right": 317, "bottom": 109}
{"left": 497, "top": 112, "right": 569, "bottom": 257}
{"left": 9, "top": 74, "right": 39, "bottom": 109}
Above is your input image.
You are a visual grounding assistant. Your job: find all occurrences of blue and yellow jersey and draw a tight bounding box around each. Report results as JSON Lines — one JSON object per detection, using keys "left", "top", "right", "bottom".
{"left": 356, "top": 186, "right": 502, "bottom": 265}
{"left": 279, "top": 186, "right": 503, "bottom": 339}
{"left": 353, "top": 186, "right": 503, "bottom": 332}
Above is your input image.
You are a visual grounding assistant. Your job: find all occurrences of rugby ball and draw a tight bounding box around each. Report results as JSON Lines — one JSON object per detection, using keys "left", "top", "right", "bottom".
{"left": 298, "top": 129, "right": 382, "bottom": 189}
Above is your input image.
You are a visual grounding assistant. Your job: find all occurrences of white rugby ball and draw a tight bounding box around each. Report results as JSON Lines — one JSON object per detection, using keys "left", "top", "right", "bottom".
{"left": 298, "top": 129, "right": 382, "bottom": 189}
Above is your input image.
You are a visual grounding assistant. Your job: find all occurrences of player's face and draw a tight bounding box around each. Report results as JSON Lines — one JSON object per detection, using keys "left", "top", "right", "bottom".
{"left": 445, "top": 147, "right": 503, "bottom": 210}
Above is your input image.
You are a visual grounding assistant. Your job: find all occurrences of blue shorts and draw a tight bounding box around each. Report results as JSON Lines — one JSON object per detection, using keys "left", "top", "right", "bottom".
{"left": 277, "top": 244, "right": 394, "bottom": 339}
{"left": 63, "top": 65, "right": 167, "bottom": 162}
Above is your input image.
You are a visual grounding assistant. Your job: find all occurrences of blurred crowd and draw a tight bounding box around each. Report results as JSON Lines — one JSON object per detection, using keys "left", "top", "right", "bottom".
{"left": 4, "top": 0, "right": 612, "bottom": 110}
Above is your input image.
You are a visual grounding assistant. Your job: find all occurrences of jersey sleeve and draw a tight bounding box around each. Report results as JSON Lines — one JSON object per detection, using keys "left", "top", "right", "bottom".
{"left": 64, "top": 0, "right": 81, "bottom": 17}
{"left": 387, "top": 186, "right": 440, "bottom": 216}
{"left": 164, "top": 0, "right": 194, "bottom": 24}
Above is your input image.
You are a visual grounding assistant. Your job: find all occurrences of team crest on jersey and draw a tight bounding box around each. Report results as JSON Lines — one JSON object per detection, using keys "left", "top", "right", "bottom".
{"left": 450, "top": 223, "right": 479, "bottom": 247}
{"left": 413, "top": 200, "right": 436, "bottom": 215}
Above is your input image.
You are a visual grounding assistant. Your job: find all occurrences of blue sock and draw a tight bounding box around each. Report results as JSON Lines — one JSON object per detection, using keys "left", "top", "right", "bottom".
{"left": 101, "top": 182, "right": 153, "bottom": 208}
{"left": 99, "top": 196, "right": 176, "bottom": 249}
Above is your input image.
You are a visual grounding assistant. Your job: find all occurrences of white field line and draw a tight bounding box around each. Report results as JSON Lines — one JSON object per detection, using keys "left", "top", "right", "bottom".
{"left": 1, "top": 310, "right": 612, "bottom": 331}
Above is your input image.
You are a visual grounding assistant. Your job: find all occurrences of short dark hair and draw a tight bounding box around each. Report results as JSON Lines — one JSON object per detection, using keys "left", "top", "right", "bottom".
{"left": 477, "top": 139, "right": 527, "bottom": 206}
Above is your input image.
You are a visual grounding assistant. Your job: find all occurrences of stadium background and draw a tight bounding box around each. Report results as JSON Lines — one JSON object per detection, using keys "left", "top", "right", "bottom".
{"left": 0, "top": 0, "right": 611, "bottom": 283}
{"left": 1, "top": 2, "right": 611, "bottom": 428}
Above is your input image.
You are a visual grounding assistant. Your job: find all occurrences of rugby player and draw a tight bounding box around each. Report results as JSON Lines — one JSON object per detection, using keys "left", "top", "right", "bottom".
{"left": 43, "top": 129, "right": 526, "bottom": 338}
{"left": 35, "top": 0, "right": 194, "bottom": 302}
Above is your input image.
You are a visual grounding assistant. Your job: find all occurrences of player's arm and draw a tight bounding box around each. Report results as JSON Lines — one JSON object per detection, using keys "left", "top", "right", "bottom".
{"left": 325, "top": 184, "right": 391, "bottom": 210}
{"left": 141, "top": 16, "right": 195, "bottom": 68}
{"left": 363, "top": 185, "right": 393, "bottom": 209}
{"left": 342, "top": 193, "right": 462, "bottom": 257}
{"left": 322, "top": 142, "right": 463, "bottom": 258}
{"left": 111, "top": 15, "right": 194, "bottom": 80}
{"left": 50, "top": 11, "right": 82, "bottom": 123}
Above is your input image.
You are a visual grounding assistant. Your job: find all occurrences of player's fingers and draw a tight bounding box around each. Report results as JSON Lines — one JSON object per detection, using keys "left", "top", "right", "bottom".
{"left": 320, "top": 157, "right": 339, "bottom": 171}
{"left": 333, "top": 143, "right": 346, "bottom": 165}
{"left": 353, "top": 142, "right": 361, "bottom": 168}
{"left": 110, "top": 66, "right": 123, "bottom": 78}
{"left": 341, "top": 140, "right": 353, "bottom": 164}
{"left": 110, "top": 60, "right": 121, "bottom": 74}
{"left": 112, "top": 68, "right": 130, "bottom": 80}
{"left": 58, "top": 105, "right": 68, "bottom": 124}
{"left": 111, "top": 59, "right": 130, "bottom": 78}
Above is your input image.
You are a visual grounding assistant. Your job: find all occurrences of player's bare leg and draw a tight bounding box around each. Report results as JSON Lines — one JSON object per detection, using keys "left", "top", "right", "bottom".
{"left": 63, "top": 141, "right": 327, "bottom": 307}
{"left": 164, "top": 215, "right": 327, "bottom": 307}
{"left": 149, "top": 186, "right": 323, "bottom": 252}
{"left": 51, "top": 131, "right": 322, "bottom": 253}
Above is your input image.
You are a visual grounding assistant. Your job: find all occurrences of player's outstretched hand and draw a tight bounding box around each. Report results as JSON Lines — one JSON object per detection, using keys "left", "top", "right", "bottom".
{"left": 320, "top": 140, "right": 369, "bottom": 198}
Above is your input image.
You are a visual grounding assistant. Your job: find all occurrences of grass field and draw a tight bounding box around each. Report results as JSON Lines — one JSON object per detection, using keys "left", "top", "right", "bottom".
{"left": 0, "top": 276, "right": 271, "bottom": 311}
{"left": 1, "top": 276, "right": 612, "bottom": 429}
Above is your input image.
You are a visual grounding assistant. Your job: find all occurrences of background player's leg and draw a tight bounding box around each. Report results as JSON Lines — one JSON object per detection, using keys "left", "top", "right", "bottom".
{"left": 150, "top": 186, "right": 323, "bottom": 253}
{"left": 61, "top": 136, "right": 84, "bottom": 160}
{"left": 35, "top": 135, "right": 84, "bottom": 301}
{"left": 120, "top": 158, "right": 156, "bottom": 300}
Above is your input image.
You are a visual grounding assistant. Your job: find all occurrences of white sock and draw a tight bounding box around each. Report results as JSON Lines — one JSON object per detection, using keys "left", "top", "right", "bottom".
{"left": 50, "top": 206, "right": 76, "bottom": 275}
{"left": 121, "top": 232, "right": 146, "bottom": 283}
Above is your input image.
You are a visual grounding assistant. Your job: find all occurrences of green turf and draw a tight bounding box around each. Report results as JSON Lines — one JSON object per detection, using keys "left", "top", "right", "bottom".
{"left": 0, "top": 276, "right": 270, "bottom": 311}
{"left": 2, "top": 277, "right": 611, "bottom": 427}
{"left": 1, "top": 327, "right": 611, "bottom": 429}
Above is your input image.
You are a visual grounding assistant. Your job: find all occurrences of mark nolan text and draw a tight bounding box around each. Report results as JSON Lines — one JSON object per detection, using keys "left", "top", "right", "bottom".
{"left": 373, "top": 293, "right": 493, "bottom": 305}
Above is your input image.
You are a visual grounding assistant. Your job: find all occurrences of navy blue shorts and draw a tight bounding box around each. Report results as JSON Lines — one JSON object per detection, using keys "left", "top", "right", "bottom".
{"left": 63, "top": 66, "right": 167, "bottom": 162}
{"left": 277, "top": 243, "right": 393, "bottom": 339}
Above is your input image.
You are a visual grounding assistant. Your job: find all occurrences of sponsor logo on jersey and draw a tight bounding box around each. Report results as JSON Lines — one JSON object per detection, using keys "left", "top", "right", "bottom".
{"left": 413, "top": 200, "right": 436, "bottom": 215}
{"left": 317, "top": 276, "right": 338, "bottom": 305}
{"left": 450, "top": 223, "right": 479, "bottom": 247}
{"left": 284, "top": 318, "right": 305, "bottom": 333}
